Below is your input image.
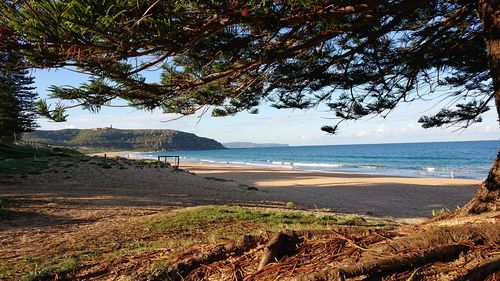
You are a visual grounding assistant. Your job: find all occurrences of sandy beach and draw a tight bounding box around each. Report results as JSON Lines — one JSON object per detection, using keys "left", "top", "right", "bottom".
{"left": 0, "top": 153, "right": 481, "bottom": 225}
{"left": 181, "top": 162, "right": 480, "bottom": 218}
{"left": 85, "top": 152, "right": 481, "bottom": 218}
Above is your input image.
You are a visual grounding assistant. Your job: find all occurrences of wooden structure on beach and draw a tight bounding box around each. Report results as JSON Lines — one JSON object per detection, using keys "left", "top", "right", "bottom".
{"left": 157, "top": 155, "right": 180, "bottom": 171}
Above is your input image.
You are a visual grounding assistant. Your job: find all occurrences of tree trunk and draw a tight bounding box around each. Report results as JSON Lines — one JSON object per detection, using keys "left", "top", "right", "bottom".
{"left": 460, "top": 152, "right": 499, "bottom": 214}
{"left": 477, "top": 0, "right": 500, "bottom": 118}
{"left": 461, "top": 0, "right": 500, "bottom": 214}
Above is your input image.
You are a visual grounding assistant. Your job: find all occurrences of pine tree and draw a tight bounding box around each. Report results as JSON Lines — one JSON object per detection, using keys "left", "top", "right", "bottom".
{"left": 0, "top": 51, "right": 38, "bottom": 143}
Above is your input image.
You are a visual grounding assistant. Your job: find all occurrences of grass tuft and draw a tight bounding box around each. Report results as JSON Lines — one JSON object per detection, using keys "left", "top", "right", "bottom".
{"left": 149, "top": 261, "right": 169, "bottom": 274}
{"left": 336, "top": 215, "right": 366, "bottom": 225}
{"left": 22, "top": 258, "right": 78, "bottom": 281}
{"left": 146, "top": 205, "right": 342, "bottom": 232}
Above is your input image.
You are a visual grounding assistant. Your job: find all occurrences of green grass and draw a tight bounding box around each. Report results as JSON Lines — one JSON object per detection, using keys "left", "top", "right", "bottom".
{"left": 0, "top": 142, "right": 83, "bottom": 174}
{"left": 149, "top": 261, "right": 169, "bottom": 274}
{"left": 0, "top": 158, "right": 50, "bottom": 174}
{"left": 144, "top": 205, "right": 382, "bottom": 232}
{"left": 337, "top": 215, "right": 366, "bottom": 226}
{"left": 21, "top": 258, "right": 78, "bottom": 281}
{"left": 140, "top": 206, "right": 394, "bottom": 259}
{"left": 431, "top": 208, "right": 452, "bottom": 217}
{"left": 0, "top": 142, "right": 81, "bottom": 159}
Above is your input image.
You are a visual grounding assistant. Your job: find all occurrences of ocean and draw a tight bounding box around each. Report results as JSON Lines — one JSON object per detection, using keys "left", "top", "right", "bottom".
{"left": 137, "top": 140, "right": 499, "bottom": 180}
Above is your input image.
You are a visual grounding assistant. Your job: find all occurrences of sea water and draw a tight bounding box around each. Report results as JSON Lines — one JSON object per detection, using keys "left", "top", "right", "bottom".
{"left": 138, "top": 140, "right": 499, "bottom": 180}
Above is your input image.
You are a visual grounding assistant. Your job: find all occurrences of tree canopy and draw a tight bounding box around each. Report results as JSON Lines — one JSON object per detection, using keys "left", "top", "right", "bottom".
{"left": 0, "top": 0, "right": 498, "bottom": 133}
{"left": 0, "top": 51, "right": 38, "bottom": 143}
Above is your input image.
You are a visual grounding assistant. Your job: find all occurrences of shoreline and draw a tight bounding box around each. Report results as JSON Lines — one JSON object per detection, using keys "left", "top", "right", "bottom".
{"left": 92, "top": 150, "right": 486, "bottom": 181}
{"left": 179, "top": 162, "right": 481, "bottom": 187}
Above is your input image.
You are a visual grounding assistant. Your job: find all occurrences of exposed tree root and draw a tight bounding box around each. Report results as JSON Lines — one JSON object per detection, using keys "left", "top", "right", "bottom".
{"left": 149, "top": 234, "right": 260, "bottom": 281}
{"left": 453, "top": 256, "right": 500, "bottom": 281}
{"left": 370, "top": 223, "right": 500, "bottom": 256}
{"left": 296, "top": 244, "right": 469, "bottom": 280}
{"left": 139, "top": 218, "right": 500, "bottom": 281}
{"left": 257, "top": 231, "right": 303, "bottom": 271}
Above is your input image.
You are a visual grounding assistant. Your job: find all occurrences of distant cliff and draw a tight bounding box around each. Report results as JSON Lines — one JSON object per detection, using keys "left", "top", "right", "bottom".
{"left": 22, "top": 128, "right": 225, "bottom": 151}
{"left": 223, "top": 142, "right": 289, "bottom": 149}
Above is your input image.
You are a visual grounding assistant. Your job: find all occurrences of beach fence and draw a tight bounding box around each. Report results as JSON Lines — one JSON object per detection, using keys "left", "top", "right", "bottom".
{"left": 157, "top": 155, "right": 180, "bottom": 171}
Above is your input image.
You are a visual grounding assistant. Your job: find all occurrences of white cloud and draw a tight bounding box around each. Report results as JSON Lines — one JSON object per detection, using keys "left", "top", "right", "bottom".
{"left": 357, "top": 130, "right": 368, "bottom": 137}
{"left": 482, "top": 126, "right": 492, "bottom": 132}
{"left": 376, "top": 123, "right": 385, "bottom": 134}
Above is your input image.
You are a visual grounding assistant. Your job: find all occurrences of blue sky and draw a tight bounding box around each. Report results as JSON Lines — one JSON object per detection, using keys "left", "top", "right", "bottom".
{"left": 32, "top": 68, "right": 499, "bottom": 145}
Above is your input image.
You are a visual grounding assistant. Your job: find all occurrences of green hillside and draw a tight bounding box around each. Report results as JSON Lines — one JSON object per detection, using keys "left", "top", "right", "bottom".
{"left": 22, "top": 128, "right": 225, "bottom": 151}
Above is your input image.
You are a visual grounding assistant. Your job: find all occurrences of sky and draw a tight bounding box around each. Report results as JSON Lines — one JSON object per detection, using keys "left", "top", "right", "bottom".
{"left": 32, "top": 68, "right": 499, "bottom": 146}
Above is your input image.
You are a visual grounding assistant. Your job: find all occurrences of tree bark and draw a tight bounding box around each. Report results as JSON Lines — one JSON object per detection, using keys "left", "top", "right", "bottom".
{"left": 477, "top": 0, "right": 500, "bottom": 119}
{"left": 461, "top": 151, "right": 500, "bottom": 214}
{"left": 461, "top": 0, "right": 500, "bottom": 214}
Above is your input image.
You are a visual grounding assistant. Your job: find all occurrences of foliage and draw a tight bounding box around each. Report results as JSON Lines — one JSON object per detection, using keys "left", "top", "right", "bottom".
{"left": 0, "top": 141, "right": 82, "bottom": 174}
{"left": 431, "top": 208, "right": 452, "bottom": 217}
{"left": 0, "top": 0, "right": 497, "bottom": 131}
{"left": 0, "top": 141, "right": 81, "bottom": 159}
{"left": 0, "top": 51, "right": 38, "bottom": 143}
